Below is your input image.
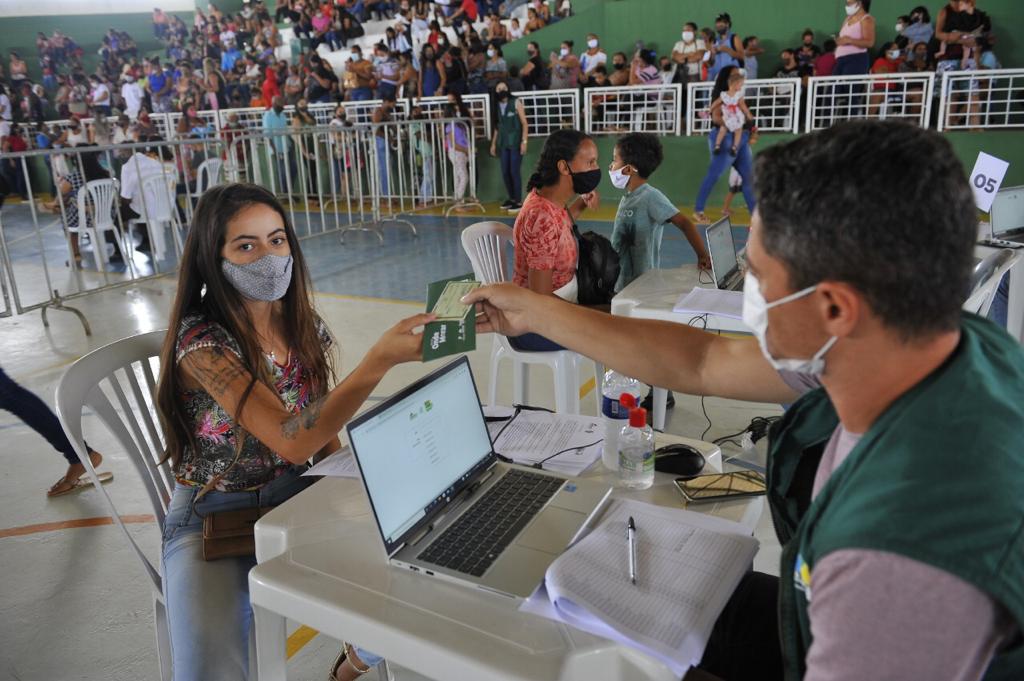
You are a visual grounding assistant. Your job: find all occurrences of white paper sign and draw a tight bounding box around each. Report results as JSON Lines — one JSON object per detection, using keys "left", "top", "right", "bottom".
{"left": 970, "top": 152, "right": 1010, "bottom": 213}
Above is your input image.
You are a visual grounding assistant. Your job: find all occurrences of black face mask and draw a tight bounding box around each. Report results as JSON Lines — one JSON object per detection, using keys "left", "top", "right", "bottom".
{"left": 273, "top": 105, "right": 283, "bottom": 113}
{"left": 496, "top": 90, "right": 509, "bottom": 100}
{"left": 613, "top": 62, "right": 625, "bottom": 70}
{"left": 443, "top": 104, "right": 455, "bottom": 116}
{"left": 566, "top": 164, "right": 601, "bottom": 194}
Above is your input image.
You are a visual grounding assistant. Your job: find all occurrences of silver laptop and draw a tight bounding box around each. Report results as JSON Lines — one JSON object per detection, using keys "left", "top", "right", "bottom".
{"left": 706, "top": 216, "right": 744, "bottom": 291}
{"left": 346, "top": 357, "right": 612, "bottom": 599}
{"left": 990, "top": 185, "right": 1024, "bottom": 244}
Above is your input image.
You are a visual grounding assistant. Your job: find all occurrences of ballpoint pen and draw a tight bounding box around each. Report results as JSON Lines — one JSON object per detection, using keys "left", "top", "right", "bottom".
{"left": 627, "top": 516, "right": 637, "bottom": 585}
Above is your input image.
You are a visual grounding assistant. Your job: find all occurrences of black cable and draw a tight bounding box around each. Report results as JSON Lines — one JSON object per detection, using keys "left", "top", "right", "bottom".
{"left": 530, "top": 439, "right": 604, "bottom": 469}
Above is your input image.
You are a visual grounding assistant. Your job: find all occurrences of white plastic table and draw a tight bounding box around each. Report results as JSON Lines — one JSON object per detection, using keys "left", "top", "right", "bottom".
{"left": 610, "top": 267, "right": 751, "bottom": 430}
{"left": 250, "top": 433, "right": 764, "bottom": 681}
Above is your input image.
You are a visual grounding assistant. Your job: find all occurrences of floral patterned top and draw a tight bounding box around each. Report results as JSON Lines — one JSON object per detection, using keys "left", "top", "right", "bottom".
{"left": 174, "top": 312, "right": 333, "bottom": 492}
{"left": 513, "top": 189, "right": 578, "bottom": 291}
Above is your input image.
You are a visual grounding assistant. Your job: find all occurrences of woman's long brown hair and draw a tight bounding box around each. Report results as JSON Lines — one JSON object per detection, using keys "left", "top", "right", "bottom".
{"left": 156, "top": 183, "right": 335, "bottom": 470}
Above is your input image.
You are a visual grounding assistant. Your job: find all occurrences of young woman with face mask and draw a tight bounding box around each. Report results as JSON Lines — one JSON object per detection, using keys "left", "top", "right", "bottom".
{"left": 834, "top": 0, "right": 875, "bottom": 76}
{"left": 509, "top": 130, "right": 600, "bottom": 351}
{"left": 155, "top": 183, "right": 431, "bottom": 681}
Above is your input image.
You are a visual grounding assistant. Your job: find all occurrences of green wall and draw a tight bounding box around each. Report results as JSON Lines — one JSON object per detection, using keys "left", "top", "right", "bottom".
{"left": 505, "top": 0, "right": 1024, "bottom": 76}
{"left": 0, "top": 13, "right": 183, "bottom": 80}
{"left": 475, "top": 130, "right": 1024, "bottom": 207}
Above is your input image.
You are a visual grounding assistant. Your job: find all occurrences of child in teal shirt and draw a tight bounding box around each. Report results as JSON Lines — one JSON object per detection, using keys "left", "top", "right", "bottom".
{"left": 609, "top": 134, "right": 711, "bottom": 292}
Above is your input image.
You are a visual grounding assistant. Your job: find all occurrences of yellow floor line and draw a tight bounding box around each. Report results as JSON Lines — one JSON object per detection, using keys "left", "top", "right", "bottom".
{"left": 579, "top": 376, "right": 596, "bottom": 400}
{"left": 286, "top": 625, "right": 320, "bottom": 660}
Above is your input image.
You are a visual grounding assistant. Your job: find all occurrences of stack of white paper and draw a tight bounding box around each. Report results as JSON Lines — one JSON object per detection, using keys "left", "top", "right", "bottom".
{"left": 302, "top": 447, "right": 360, "bottom": 478}
{"left": 483, "top": 407, "right": 603, "bottom": 476}
{"left": 521, "top": 498, "right": 758, "bottom": 676}
{"left": 673, "top": 287, "right": 745, "bottom": 320}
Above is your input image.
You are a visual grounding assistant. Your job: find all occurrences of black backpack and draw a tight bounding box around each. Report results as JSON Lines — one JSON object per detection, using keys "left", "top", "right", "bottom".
{"left": 572, "top": 222, "right": 620, "bottom": 305}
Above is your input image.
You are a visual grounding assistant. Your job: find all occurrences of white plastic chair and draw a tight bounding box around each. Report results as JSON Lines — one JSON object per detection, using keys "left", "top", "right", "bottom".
{"left": 461, "top": 221, "right": 603, "bottom": 414}
{"left": 54, "top": 330, "right": 173, "bottom": 681}
{"left": 194, "top": 157, "right": 225, "bottom": 195}
{"left": 74, "top": 178, "right": 128, "bottom": 269}
{"left": 965, "top": 248, "right": 1019, "bottom": 316}
{"left": 129, "top": 174, "right": 184, "bottom": 261}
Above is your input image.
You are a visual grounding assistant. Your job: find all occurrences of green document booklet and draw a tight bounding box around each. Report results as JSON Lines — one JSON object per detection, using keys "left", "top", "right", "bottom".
{"left": 422, "top": 274, "right": 479, "bottom": 362}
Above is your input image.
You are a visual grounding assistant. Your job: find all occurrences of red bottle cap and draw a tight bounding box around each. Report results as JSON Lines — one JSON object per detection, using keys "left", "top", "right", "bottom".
{"left": 619, "top": 392, "right": 636, "bottom": 408}
{"left": 629, "top": 407, "right": 647, "bottom": 427}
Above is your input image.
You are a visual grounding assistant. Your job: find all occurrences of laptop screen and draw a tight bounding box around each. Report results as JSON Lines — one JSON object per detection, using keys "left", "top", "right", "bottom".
{"left": 992, "top": 186, "right": 1024, "bottom": 236}
{"left": 706, "top": 217, "right": 738, "bottom": 289}
{"left": 347, "top": 357, "right": 494, "bottom": 555}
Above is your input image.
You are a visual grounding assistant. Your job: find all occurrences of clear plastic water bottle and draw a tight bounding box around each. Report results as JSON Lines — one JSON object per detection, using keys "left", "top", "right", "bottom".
{"left": 601, "top": 371, "right": 642, "bottom": 469}
{"left": 618, "top": 407, "right": 655, "bottom": 489}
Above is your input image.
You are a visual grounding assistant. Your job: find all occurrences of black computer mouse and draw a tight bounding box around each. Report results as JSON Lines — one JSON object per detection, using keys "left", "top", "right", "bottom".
{"left": 654, "top": 444, "right": 706, "bottom": 478}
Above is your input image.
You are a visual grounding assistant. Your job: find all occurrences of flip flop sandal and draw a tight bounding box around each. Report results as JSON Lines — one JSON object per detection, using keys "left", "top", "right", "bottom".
{"left": 48, "top": 471, "right": 114, "bottom": 498}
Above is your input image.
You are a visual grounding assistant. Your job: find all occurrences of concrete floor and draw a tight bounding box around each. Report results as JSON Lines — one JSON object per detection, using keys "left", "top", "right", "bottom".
{"left": 0, "top": 206, "right": 778, "bottom": 681}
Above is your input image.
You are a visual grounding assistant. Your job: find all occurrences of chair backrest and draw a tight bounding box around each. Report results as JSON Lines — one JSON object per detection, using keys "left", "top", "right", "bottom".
{"left": 76, "top": 178, "right": 119, "bottom": 231}
{"left": 55, "top": 330, "right": 171, "bottom": 589}
{"left": 965, "top": 248, "right": 1018, "bottom": 316}
{"left": 195, "top": 157, "right": 225, "bottom": 195}
{"left": 461, "top": 221, "right": 514, "bottom": 284}
{"left": 138, "top": 174, "right": 178, "bottom": 222}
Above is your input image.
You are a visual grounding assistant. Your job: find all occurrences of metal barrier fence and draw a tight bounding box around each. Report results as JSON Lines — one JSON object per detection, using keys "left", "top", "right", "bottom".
{"left": 805, "top": 72, "right": 936, "bottom": 132}
{"left": 516, "top": 88, "right": 580, "bottom": 137}
{"left": 584, "top": 83, "right": 683, "bottom": 136}
{"left": 686, "top": 78, "right": 802, "bottom": 136}
{"left": 0, "top": 117, "right": 476, "bottom": 330}
{"left": 937, "top": 68, "right": 1024, "bottom": 132}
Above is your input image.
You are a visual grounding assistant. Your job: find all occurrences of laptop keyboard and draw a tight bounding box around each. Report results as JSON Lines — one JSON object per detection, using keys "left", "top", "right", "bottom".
{"left": 416, "top": 469, "right": 565, "bottom": 577}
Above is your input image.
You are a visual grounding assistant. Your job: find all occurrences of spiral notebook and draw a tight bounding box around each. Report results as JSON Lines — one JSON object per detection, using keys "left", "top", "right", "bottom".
{"left": 520, "top": 498, "right": 758, "bottom": 676}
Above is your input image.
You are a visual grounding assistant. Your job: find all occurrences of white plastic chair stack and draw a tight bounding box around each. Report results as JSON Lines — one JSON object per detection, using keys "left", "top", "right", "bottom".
{"left": 460, "top": 221, "right": 603, "bottom": 414}
{"left": 131, "top": 175, "right": 184, "bottom": 262}
{"left": 55, "top": 330, "right": 173, "bottom": 681}
{"left": 75, "top": 178, "right": 128, "bottom": 269}
{"left": 965, "top": 248, "right": 1019, "bottom": 316}
{"left": 195, "top": 157, "right": 225, "bottom": 196}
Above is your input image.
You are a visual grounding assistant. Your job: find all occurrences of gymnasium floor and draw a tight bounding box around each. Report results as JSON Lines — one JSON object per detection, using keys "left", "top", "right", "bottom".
{"left": 0, "top": 201, "right": 780, "bottom": 681}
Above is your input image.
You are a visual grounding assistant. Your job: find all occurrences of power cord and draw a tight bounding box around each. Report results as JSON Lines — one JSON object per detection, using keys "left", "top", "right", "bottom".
{"left": 488, "top": 404, "right": 602, "bottom": 469}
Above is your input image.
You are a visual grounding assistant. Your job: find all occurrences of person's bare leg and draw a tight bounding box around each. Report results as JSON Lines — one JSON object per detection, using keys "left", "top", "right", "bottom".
{"left": 47, "top": 449, "right": 103, "bottom": 496}
{"left": 713, "top": 125, "right": 727, "bottom": 153}
{"left": 722, "top": 191, "right": 735, "bottom": 216}
{"left": 330, "top": 644, "right": 372, "bottom": 681}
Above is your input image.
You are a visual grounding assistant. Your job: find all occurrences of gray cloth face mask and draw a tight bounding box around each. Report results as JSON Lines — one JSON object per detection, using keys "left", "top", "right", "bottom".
{"left": 222, "top": 253, "right": 293, "bottom": 301}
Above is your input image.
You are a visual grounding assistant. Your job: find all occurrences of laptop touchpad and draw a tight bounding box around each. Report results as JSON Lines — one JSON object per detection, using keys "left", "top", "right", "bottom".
{"left": 514, "top": 507, "right": 586, "bottom": 555}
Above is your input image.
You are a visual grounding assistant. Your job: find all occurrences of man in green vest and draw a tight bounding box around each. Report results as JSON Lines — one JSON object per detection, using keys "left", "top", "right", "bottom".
{"left": 489, "top": 80, "right": 529, "bottom": 210}
{"left": 463, "top": 120, "right": 1024, "bottom": 680}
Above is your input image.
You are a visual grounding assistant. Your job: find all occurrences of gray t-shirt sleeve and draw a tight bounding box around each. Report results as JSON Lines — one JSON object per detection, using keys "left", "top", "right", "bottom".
{"left": 805, "top": 549, "right": 1018, "bottom": 681}
{"left": 645, "top": 185, "right": 680, "bottom": 226}
{"left": 777, "top": 369, "right": 822, "bottom": 396}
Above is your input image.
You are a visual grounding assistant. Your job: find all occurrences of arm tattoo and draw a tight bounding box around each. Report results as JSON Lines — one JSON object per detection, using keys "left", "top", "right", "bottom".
{"left": 187, "top": 348, "right": 248, "bottom": 397}
{"left": 281, "top": 395, "right": 327, "bottom": 440}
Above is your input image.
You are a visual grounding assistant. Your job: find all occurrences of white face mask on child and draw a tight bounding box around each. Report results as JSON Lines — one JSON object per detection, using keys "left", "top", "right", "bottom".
{"left": 609, "top": 165, "right": 631, "bottom": 189}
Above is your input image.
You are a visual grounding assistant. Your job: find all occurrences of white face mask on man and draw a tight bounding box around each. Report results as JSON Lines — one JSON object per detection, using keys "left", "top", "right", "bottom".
{"left": 682, "top": 30, "right": 695, "bottom": 42}
{"left": 741, "top": 271, "right": 838, "bottom": 376}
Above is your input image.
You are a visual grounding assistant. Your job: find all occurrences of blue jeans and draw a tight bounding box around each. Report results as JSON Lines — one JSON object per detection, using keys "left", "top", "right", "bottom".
{"left": 833, "top": 52, "right": 870, "bottom": 116}
{"left": 350, "top": 87, "right": 373, "bottom": 102}
{"left": 499, "top": 147, "right": 522, "bottom": 203}
{"left": 695, "top": 128, "right": 755, "bottom": 213}
{"left": 376, "top": 82, "right": 397, "bottom": 100}
{"left": 162, "top": 466, "right": 383, "bottom": 681}
{"left": 376, "top": 135, "right": 389, "bottom": 195}
{"left": 420, "top": 154, "right": 434, "bottom": 202}
{"left": 0, "top": 365, "right": 85, "bottom": 465}
{"left": 989, "top": 274, "right": 1010, "bottom": 328}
